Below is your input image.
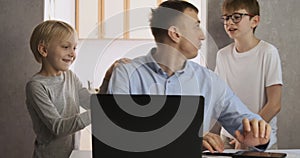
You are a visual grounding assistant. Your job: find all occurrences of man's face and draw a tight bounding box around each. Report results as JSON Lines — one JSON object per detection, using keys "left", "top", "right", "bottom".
{"left": 177, "top": 8, "right": 205, "bottom": 59}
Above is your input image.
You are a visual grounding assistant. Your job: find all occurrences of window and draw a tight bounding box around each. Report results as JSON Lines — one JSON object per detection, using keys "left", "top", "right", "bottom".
{"left": 75, "top": 0, "right": 205, "bottom": 40}
{"left": 76, "top": 0, "right": 164, "bottom": 39}
{"left": 44, "top": 0, "right": 206, "bottom": 40}
{"left": 44, "top": 0, "right": 76, "bottom": 27}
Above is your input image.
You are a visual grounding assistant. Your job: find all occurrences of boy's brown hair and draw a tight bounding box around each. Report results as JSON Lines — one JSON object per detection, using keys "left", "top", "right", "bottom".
{"left": 222, "top": 0, "right": 260, "bottom": 16}
{"left": 30, "top": 20, "right": 75, "bottom": 63}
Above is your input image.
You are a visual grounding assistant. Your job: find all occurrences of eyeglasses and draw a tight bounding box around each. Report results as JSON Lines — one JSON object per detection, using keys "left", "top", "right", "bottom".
{"left": 221, "top": 13, "right": 254, "bottom": 24}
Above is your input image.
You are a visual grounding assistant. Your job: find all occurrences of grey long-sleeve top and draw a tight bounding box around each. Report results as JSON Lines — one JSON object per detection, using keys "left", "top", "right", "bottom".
{"left": 26, "top": 70, "right": 91, "bottom": 158}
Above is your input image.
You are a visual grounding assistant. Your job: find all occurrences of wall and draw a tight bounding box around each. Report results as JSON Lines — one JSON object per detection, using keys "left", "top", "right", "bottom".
{"left": 0, "top": 0, "right": 43, "bottom": 157}
{"left": 74, "top": 39, "right": 155, "bottom": 87}
{"left": 207, "top": 0, "right": 300, "bottom": 148}
{"left": 206, "top": 0, "right": 232, "bottom": 70}
{"left": 257, "top": 0, "right": 300, "bottom": 149}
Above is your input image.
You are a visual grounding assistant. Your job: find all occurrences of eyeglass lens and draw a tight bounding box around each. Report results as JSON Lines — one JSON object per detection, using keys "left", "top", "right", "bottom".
{"left": 222, "top": 13, "right": 245, "bottom": 23}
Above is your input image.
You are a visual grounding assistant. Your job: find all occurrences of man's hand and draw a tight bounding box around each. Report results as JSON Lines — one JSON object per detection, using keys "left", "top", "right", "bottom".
{"left": 203, "top": 132, "right": 224, "bottom": 153}
{"left": 229, "top": 138, "right": 248, "bottom": 149}
{"left": 235, "top": 118, "right": 271, "bottom": 147}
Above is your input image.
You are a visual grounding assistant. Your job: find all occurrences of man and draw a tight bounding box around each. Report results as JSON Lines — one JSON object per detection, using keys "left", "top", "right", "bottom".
{"left": 108, "top": 0, "right": 271, "bottom": 153}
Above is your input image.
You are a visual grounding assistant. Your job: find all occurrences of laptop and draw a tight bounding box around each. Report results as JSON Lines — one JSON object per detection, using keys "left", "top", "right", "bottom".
{"left": 91, "top": 94, "right": 204, "bottom": 158}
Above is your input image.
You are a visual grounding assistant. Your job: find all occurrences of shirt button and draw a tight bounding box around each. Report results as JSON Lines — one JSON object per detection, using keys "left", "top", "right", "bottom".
{"left": 168, "top": 81, "right": 171, "bottom": 83}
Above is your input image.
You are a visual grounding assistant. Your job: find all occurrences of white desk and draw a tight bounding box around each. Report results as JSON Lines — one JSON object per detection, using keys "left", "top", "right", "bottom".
{"left": 70, "top": 149, "right": 300, "bottom": 158}
{"left": 69, "top": 150, "right": 91, "bottom": 158}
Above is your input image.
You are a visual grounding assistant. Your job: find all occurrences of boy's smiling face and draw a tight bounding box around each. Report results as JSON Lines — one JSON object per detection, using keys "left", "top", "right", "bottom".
{"left": 39, "top": 32, "right": 78, "bottom": 76}
{"left": 223, "top": 9, "right": 259, "bottom": 40}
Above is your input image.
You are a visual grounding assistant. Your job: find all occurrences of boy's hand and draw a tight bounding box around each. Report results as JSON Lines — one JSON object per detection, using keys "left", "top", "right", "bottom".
{"left": 104, "top": 58, "right": 131, "bottom": 81}
{"left": 203, "top": 132, "right": 224, "bottom": 153}
{"left": 99, "top": 58, "right": 131, "bottom": 94}
{"left": 235, "top": 118, "right": 271, "bottom": 147}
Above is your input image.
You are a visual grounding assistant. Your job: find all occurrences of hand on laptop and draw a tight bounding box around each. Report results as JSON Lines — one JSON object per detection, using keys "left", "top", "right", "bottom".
{"left": 235, "top": 118, "right": 271, "bottom": 148}
{"left": 203, "top": 118, "right": 270, "bottom": 153}
{"left": 203, "top": 132, "right": 224, "bottom": 153}
{"left": 229, "top": 138, "right": 246, "bottom": 149}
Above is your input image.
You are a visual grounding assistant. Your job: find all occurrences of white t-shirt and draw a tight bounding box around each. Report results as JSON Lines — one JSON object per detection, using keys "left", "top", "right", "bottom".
{"left": 215, "top": 40, "right": 283, "bottom": 143}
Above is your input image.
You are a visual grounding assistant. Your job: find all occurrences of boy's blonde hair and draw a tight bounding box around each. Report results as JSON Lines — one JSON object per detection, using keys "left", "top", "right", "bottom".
{"left": 30, "top": 20, "right": 76, "bottom": 63}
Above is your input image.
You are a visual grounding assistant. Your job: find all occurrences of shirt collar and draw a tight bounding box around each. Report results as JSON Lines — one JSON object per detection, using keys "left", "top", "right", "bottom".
{"left": 145, "top": 47, "right": 188, "bottom": 76}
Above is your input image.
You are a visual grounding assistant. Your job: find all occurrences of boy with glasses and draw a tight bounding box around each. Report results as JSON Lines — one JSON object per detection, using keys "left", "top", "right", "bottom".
{"left": 215, "top": 0, "right": 283, "bottom": 149}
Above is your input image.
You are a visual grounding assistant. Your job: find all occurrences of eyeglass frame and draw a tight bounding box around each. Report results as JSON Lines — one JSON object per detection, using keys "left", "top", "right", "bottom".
{"left": 221, "top": 13, "right": 255, "bottom": 24}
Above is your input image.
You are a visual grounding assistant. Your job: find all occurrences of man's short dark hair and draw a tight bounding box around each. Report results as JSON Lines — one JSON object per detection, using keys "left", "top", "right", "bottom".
{"left": 149, "top": 0, "right": 198, "bottom": 43}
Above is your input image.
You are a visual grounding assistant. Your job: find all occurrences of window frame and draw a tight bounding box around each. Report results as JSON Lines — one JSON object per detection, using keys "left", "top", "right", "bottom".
{"left": 75, "top": 0, "right": 164, "bottom": 40}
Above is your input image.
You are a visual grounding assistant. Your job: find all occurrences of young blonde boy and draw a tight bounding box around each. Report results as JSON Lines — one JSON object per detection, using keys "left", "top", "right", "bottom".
{"left": 215, "top": 0, "right": 283, "bottom": 149}
{"left": 26, "top": 20, "right": 125, "bottom": 158}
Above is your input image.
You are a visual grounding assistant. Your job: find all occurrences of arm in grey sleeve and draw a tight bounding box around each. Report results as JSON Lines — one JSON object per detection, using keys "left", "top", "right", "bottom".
{"left": 72, "top": 71, "right": 91, "bottom": 110}
{"left": 107, "top": 63, "right": 130, "bottom": 94}
{"left": 78, "top": 88, "right": 91, "bottom": 110}
{"left": 26, "top": 81, "right": 91, "bottom": 137}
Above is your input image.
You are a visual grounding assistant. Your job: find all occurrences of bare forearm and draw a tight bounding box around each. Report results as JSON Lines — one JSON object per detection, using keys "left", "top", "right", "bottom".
{"left": 258, "top": 102, "right": 281, "bottom": 122}
{"left": 258, "top": 85, "right": 282, "bottom": 122}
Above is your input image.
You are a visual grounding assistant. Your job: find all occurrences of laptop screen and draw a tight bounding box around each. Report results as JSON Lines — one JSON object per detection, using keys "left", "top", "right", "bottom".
{"left": 91, "top": 94, "right": 204, "bottom": 158}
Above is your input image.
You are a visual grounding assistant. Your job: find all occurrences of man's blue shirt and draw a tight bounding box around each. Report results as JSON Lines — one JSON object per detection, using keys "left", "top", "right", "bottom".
{"left": 107, "top": 48, "right": 264, "bottom": 138}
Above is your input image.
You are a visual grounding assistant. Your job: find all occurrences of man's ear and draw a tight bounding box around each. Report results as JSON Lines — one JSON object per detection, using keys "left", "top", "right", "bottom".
{"left": 167, "top": 26, "right": 181, "bottom": 43}
{"left": 38, "top": 42, "right": 48, "bottom": 57}
{"left": 251, "top": 15, "right": 260, "bottom": 29}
